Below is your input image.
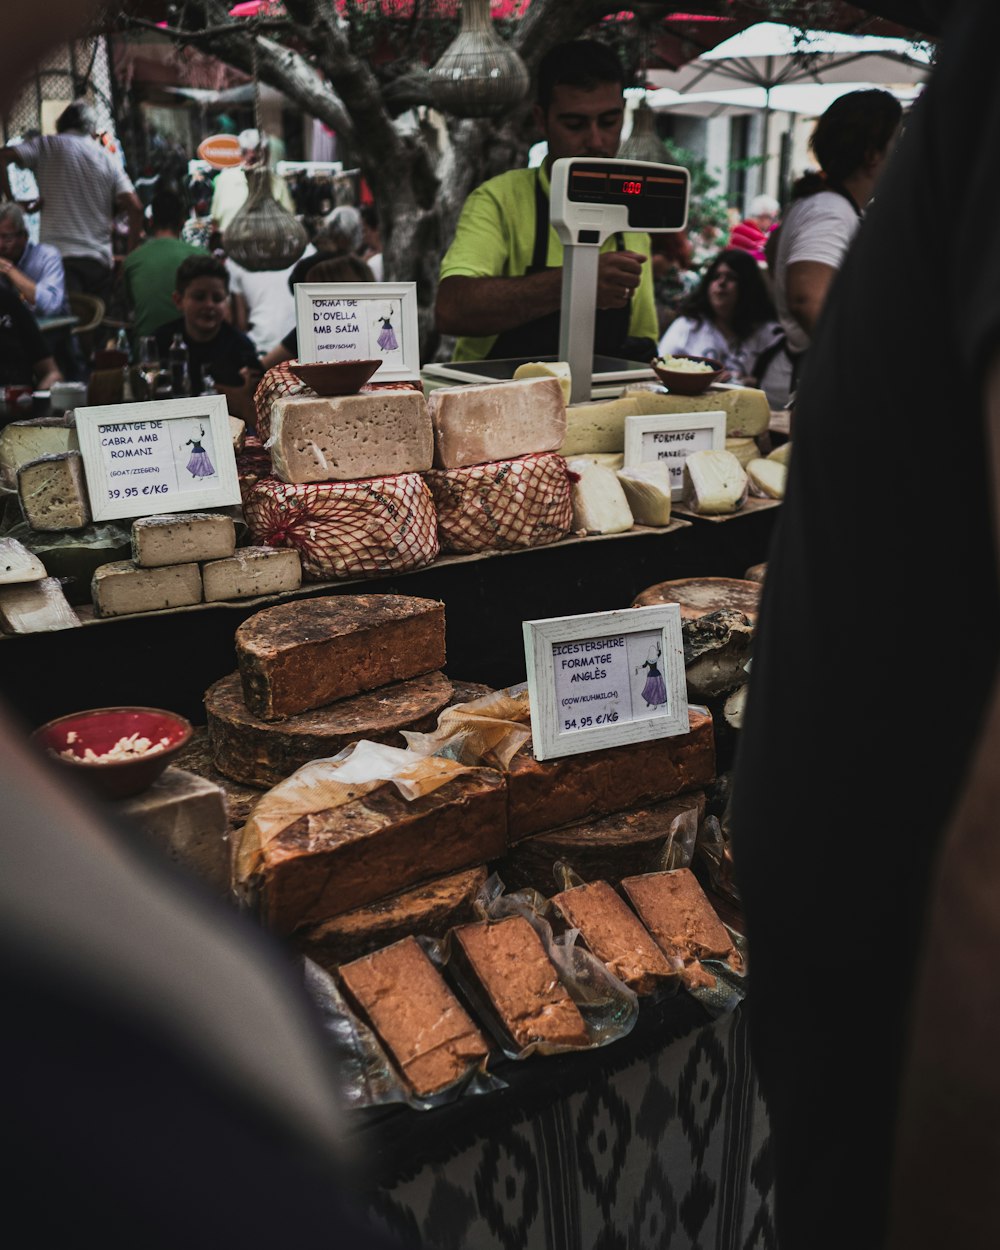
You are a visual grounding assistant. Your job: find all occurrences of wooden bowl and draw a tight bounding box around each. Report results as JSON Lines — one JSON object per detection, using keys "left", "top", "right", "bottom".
{"left": 32, "top": 706, "right": 193, "bottom": 800}
{"left": 289, "top": 359, "right": 383, "bottom": 396}
{"left": 651, "top": 354, "right": 724, "bottom": 396}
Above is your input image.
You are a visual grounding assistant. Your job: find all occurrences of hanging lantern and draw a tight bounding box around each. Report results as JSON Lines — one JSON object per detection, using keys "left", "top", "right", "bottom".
{"left": 618, "top": 97, "right": 669, "bottom": 164}
{"left": 428, "top": 0, "right": 529, "bottom": 119}
{"left": 223, "top": 164, "right": 309, "bottom": 272}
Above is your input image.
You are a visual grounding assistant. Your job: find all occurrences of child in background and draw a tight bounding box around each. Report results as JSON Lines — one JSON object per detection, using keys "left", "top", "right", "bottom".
{"left": 155, "top": 254, "right": 260, "bottom": 421}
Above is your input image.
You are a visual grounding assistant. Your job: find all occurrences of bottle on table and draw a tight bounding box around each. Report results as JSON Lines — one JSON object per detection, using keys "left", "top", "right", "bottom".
{"left": 169, "top": 332, "right": 192, "bottom": 398}
{"left": 116, "top": 328, "right": 134, "bottom": 402}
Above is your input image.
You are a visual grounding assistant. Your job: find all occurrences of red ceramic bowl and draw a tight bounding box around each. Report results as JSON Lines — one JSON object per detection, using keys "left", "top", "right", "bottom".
{"left": 289, "top": 359, "right": 383, "bottom": 396}
{"left": 651, "top": 354, "right": 725, "bottom": 396}
{"left": 31, "top": 706, "right": 193, "bottom": 801}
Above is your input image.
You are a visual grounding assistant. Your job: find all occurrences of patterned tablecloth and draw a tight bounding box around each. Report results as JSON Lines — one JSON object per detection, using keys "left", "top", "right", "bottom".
{"left": 356, "top": 999, "right": 774, "bottom": 1250}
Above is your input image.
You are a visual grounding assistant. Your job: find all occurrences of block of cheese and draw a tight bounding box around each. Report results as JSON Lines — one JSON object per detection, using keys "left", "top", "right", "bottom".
{"left": 256, "top": 767, "right": 507, "bottom": 933}
{"left": 243, "top": 474, "right": 439, "bottom": 582}
{"left": 92, "top": 560, "right": 202, "bottom": 617}
{"left": 559, "top": 396, "right": 644, "bottom": 456}
{"left": 506, "top": 707, "right": 716, "bottom": 842}
{"left": 297, "top": 865, "right": 488, "bottom": 970}
{"left": 724, "top": 437, "right": 759, "bottom": 469}
{"left": 551, "top": 880, "right": 677, "bottom": 995}
{"left": 202, "top": 546, "right": 302, "bottom": 602}
{"left": 131, "top": 512, "right": 236, "bottom": 568}
{"left": 682, "top": 449, "right": 748, "bottom": 515}
{"left": 229, "top": 415, "right": 246, "bottom": 453}
{"left": 235, "top": 594, "right": 446, "bottom": 721}
{"left": 206, "top": 668, "right": 455, "bottom": 787}
{"left": 624, "top": 385, "right": 772, "bottom": 438}
{"left": 268, "top": 391, "right": 432, "bottom": 483}
{"left": 114, "top": 767, "right": 230, "bottom": 897}
{"left": 504, "top": 793, "right": 706, "bottom": 892}
{"left": 0, "top": 536, "right": 47, "bottom": 585}
{"left": 632, "top": 576, "right": 761, "bottom": 623}
{"left": 338, "top": 936, "right": 491, "bottom": 1096}
{"left": 425, "top": 453, "right": 572, "bottom": 553}
{"left": 453, "top": 915, "right": 591, "bottom": 1050}
{"left": 17, "top": 451, "right": 91, "bottom": 531}
{"left": 254, "top": 360, "right": 313, "bottom": 442}
{"left": 512, "top": 360, "right": 572, "bottom": 403}
{"left": 767, "top": 440, "right": 792, "bottom": 465}
{"left": 429, "top": 376, "right": 566, "bottom": 468}
{"left": 566, "top": 457, "right": 633, "bottom": 534}
{"left": 615, "top": 463, "right": 673, "bottom": 526}
{"left": 621, "top": 868, "right": 736, "bottom": 987}
{"left": 746, "top": 457, "right": 787, "bottom": 499}
{"left": 0, "top": 576, "right": 80, "bottom": 633}
{"left": 0, "top": 418, "right": 79, "bottom": 487}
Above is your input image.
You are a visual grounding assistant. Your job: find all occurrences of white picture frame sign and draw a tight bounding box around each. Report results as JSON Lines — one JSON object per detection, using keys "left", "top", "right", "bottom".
{"left": 75, "top": 396, "right": 241, "bottom": 523}
{"left": 523, "top": 605, "right": 689, "bottom": 760}
{"left": 623, "top": 411, "right": 727, "bottom": 501}
{"left": 293, "top": 281, "right": 420, "bottom": 382}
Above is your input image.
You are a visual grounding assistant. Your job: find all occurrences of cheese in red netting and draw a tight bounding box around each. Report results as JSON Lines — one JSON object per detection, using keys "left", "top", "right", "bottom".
{"left": 424, "top": 453, "right": 573, "bottom": 554}
{"left": 244, "top": 473, "right": 439, "bottom": 581}
{"left": 254, "top": 362, "right": 312, "bottom": 443}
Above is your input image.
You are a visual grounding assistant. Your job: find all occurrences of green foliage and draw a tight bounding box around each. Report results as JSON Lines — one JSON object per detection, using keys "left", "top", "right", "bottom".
{"left": 660, "top": 137, "right": 730, "bottom": 239}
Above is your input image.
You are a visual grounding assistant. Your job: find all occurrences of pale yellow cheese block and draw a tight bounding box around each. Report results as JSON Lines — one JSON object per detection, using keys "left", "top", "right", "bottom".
{"left": 512, "top": 360, "right": 572, "bottom": 403}
{"left": 624, "top": 386, "right": 772, "bottom": 439}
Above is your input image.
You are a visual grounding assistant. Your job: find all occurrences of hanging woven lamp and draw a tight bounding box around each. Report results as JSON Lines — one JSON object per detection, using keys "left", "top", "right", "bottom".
{"left": 224, "top": 163, "right": 309, "bottom": 272}
{"left": 428, "top": 0, "right": 529, "bottom": 119}
{"left": 222, "top": 44, "right": 308, "bottom": 272}
{"left": 618, "top": 97, "right": 669, "bottom": 164}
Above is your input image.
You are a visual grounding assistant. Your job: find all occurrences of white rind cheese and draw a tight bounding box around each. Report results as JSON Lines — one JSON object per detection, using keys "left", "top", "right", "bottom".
{"left": 202, "top": 547, "right": 302, "bottom": 602}
{"left": 269, "top": 391, "right": 433, "bottom": 483}
{"left": 17, "top": 451, "right": 91, "bottom": 531}
{"left": 92, "top": 560, "right": 203, "bottom": 617}
{"left": 0, "top": 576, "right": 80, "bottom": 633}
{"left": 616, "top": 463, "right": 674, "bottom": 527}
{"left": 0, "top": 419, "right": 79, "bottom": 487}
{"left": 0, "top": 536, "right": 47, "bottom": 584}
{"left": 132, "top": 513, "right": 236, "bottom": 568}
{"left": 746, "top": 457, "right": 787, "bottom": 499}
{"left": 566, "top": 456, "right": 634, "bottom": 534}
{"left": 512, "top": 360, "right": 572, "bottom": 403}
{"left": 682, "top": 450, "right": 749, "bottom": 515}
{"left": 429, "top": 376, "right": 566, "bottom": 468}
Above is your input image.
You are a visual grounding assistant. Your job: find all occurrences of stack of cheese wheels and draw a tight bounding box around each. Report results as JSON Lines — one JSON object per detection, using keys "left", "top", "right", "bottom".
{"left": 90, "top": 512, "right": 303, "bottom": 617}
{"left": 244, "top": 384, "right": 439, "bottom": 580}
{"left": 423, "top": 374, "right": 573, "bottom": 553}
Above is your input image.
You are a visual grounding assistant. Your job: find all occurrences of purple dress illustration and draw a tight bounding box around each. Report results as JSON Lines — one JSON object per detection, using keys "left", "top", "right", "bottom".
{"left": 638, "top": 643, "right": 668, "bottom": 708}
{"left": 185, "top": 425, "right": 215, "bottom": 479}
{"left": 377, "top": 313, "right": 398, "bottom": 352}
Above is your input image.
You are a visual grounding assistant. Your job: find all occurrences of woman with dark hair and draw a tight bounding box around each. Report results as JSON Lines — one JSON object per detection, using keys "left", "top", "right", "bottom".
{"left": 657, "top": 247, "right": 787, "bottom": 400}
{"left": 772, "top": 87, "right": 902, "bottom": 388}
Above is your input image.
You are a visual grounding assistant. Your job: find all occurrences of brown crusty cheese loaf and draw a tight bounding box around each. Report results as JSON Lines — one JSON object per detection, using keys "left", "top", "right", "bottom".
{"left": 621, "top": 868, "right": 736, "bottom": 988}
{"left": 505, "top": 707, "right": 715, "bottom": 842}
{"left": 453, "top": 914, "right": 590, "bottom": 1050}
{"left": 235, "top": 594, "right": 446, "bottom": 721}
{"left": 551, "top": 879, "right": 676, "bottom": 995}
{"left": 257, "top": 768, "right": 507, "bottom": 934}
{"left": 338, "top": 936, "right": 490, "bottom": 1096}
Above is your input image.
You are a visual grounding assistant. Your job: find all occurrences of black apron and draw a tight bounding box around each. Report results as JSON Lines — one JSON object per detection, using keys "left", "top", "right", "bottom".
{"left": 487, "top": 171, "right": 632, "bottom": 361}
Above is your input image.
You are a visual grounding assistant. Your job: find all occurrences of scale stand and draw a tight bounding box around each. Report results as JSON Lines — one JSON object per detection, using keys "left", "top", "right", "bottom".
{"left": 549, "top": 156, "right": 691, "bottom": 405}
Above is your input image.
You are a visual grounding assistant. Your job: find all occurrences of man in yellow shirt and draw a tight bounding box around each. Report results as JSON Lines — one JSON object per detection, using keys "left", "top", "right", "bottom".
{"left": 435, "top": 40, "right": 658, "bottom": 363}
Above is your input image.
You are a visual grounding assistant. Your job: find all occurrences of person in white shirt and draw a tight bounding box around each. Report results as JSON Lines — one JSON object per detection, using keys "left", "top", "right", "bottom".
{"left": 658, "top": 247, "right": 790, "bottom": 407}
{"left": 770, "top": 88, "right": 903, "bottom": 390}
{"left": 0, "top": 100, "right": 143, "bottom": 303}
{"left": 227, "top": 243, "right": 315, "bottom": 356}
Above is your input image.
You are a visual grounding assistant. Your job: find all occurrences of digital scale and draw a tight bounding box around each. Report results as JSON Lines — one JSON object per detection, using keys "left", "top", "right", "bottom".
{"left": 424, "top": 156, "right": 690, "bottom": 403}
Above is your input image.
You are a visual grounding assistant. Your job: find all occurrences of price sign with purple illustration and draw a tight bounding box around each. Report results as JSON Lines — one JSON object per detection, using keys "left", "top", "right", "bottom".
{"left": 293, "top": 281, "right": 420, "bottom": 382}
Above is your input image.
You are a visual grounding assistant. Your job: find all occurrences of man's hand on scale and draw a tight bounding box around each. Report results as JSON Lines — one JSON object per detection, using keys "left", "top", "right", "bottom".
{"left": 595, "top": 249, "right": 647, "bottom": 310}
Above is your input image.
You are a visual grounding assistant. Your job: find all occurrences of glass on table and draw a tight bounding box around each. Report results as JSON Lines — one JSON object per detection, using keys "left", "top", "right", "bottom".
{"left": 138, "top": 336, "right": 161, "bottom": 399}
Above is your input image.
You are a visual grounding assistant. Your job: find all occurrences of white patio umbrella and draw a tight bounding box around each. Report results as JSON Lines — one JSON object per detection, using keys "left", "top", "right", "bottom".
{"left": 647, "top": 80, "right": 924, "bottom": 120}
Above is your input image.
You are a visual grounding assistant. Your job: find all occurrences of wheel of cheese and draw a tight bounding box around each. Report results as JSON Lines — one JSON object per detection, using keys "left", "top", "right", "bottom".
{"left": 206, "top": 668, "right": 455, "bottom": 788}
{"left": 631, "top": 576, "right": 761, "bottom": 623}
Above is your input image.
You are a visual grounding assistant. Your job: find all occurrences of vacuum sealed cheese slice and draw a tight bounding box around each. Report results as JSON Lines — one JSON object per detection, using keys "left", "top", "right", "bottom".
{"left": 746, "top": 457, "right": 787, "bottom": 499}
{"left": 682, "top": 450, "right": 748, "bottom": 515}
{"left": 566, "top": 457, "right": 633, "bottom": 534}
{"left": 616, "top": 463, "right": 673, "bottom": 526}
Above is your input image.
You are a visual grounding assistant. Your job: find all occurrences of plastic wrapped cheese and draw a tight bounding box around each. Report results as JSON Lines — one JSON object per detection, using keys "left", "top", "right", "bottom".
{"left": 767, "top": 441, "right": 792, "bottom": 465}
{"left": 615, "top": 463, "right": 673, "bottom": 526}
{"left": 746, "top": 457, "right": 787, "bottom": 499}
{"left": 425, "top": 452, "right": 572, "bottom": 553}
{"left": 243, "top": 473, "right": 439, "bottom": 581}
{"left": 682, "top": 450, "right": 749, "bottom": 515}
{"left": 566, "top": 457, "right": 634, "bottom": 534}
